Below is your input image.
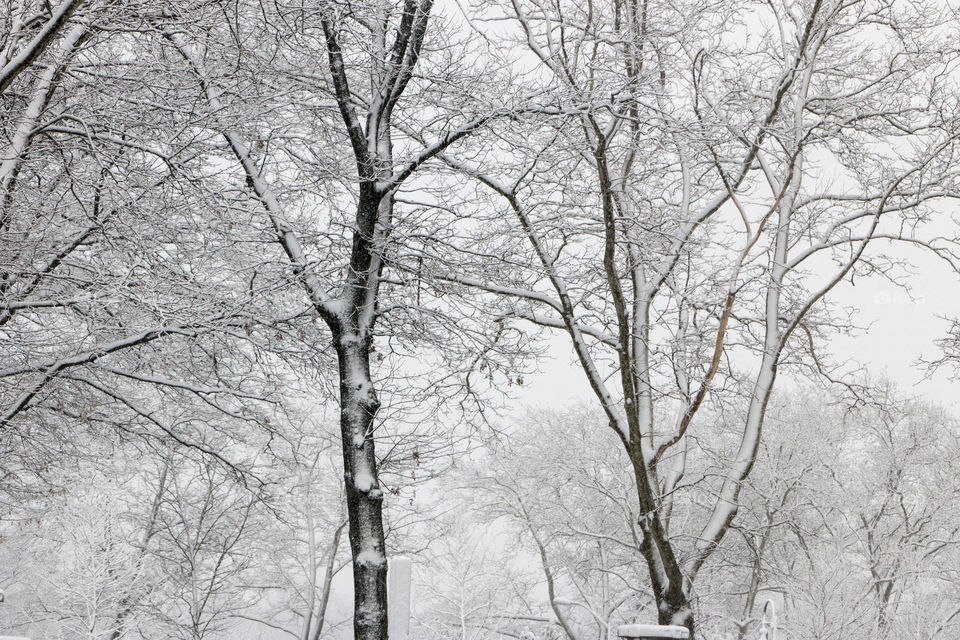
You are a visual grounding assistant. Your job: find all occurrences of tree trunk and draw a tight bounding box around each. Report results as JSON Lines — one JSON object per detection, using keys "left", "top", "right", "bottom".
{"left": 640, "top": 525, "right": 694, "bottom": 638}
{"left": 336, "top": 332, "right": 388, "bottom": 640}
{"left": 311, "top": 519, "right": 346, "bottom": 640}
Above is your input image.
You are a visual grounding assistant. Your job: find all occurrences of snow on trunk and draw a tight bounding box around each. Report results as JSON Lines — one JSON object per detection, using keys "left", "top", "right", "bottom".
{"left": 338, "top": 338, "right": 388, "bottom": 640}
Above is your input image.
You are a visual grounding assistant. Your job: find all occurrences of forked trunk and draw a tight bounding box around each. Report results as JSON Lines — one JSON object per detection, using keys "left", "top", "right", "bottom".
{"left": 640, "top": 528, "right": 695, "bottom": 639}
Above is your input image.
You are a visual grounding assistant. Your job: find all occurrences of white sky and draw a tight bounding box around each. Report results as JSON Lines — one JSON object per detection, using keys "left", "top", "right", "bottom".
{"left": 830, "top": 248, "right": 960, "bottom": 404}
{"left": 516, "top": 248, "right": 960, "bottom": 412}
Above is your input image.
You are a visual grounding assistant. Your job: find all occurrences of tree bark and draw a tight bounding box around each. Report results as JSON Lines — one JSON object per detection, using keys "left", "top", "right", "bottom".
{"left": 336, "top": 328, "right": 388, "bottom": 640}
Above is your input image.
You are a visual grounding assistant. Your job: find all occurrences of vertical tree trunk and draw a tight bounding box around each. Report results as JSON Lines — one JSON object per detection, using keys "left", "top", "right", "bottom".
{"left": 310, "top": 519, "right": 346, "bottom": 640}
{"left": 179, "top": 5, "right": 442, "bottom": 636}
{"left": 336, "top": 334, "right": 388, "bottom": 640}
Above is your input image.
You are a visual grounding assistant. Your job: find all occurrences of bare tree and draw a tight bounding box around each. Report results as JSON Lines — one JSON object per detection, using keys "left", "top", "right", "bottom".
{"left": 150, "top": 1, "right": 516, "bottom": 637}
{"left": 5, "top": 2, "right": 960, "bottom": 640}
{"left": 146, "top": 455, "right": 261, "bottom": 640}
{"left": 0, "top": 0, "right": 334, "bottom": 507}
{"left": 428, "top": 0, "right": 960, "bottom": 634}
{"left": 468, "top": 406, "right": 650, "bottom": 640}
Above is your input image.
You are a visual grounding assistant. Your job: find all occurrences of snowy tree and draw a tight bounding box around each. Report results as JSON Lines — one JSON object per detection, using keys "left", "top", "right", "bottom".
{"left": 704, "top": 383, "right": 960, "bottom": 640}
{"left": 427, "top": 0, "right": 960, "bottom": 634}
{"left": 148, "top": 2, "right": 521, "bottom": 637}
{"left": 4, "top": 2, "right": 960, "bottom": 639}
{"left": 0, "top": 0, "right": 318, "bottom": 507}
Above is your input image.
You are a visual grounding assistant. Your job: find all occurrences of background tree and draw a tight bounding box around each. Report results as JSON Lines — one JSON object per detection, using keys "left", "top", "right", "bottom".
{"left": 3, "top": 1, "right": 960, "bottom": 639}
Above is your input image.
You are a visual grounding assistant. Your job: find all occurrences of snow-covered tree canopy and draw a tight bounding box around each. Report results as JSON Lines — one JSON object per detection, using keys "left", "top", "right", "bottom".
{"left": 2, "top": 0, "right": 959, "bottom": 639}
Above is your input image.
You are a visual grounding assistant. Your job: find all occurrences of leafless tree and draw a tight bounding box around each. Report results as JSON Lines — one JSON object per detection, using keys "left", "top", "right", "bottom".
{"left": 427, "top": 0, "right": 960, "bottom": 634}
{"left": 152, "top": 2, "right": 519, "bottom": 636}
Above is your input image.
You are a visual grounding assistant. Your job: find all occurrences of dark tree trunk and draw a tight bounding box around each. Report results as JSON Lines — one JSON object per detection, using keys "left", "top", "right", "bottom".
{"left": 336, "top": 334, "right": 388, "bottom": 640}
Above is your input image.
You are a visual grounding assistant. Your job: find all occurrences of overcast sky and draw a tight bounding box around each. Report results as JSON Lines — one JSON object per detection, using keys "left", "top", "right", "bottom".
{"left": 517, "top": 244, "right": 960, "bottom": 411}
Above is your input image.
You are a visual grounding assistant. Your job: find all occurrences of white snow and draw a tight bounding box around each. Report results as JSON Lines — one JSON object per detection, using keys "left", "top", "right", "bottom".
{"left": 355, "top": 549, "right": 386, "bottom": 566}
{"left": 669, "top": 607, "right": 692, "bottom": 627}
{"left": 617, "top": 624, "right": 689, "bottom": 639}
{"left": 354, "top": 470, "right": 376, "bottom": 492}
